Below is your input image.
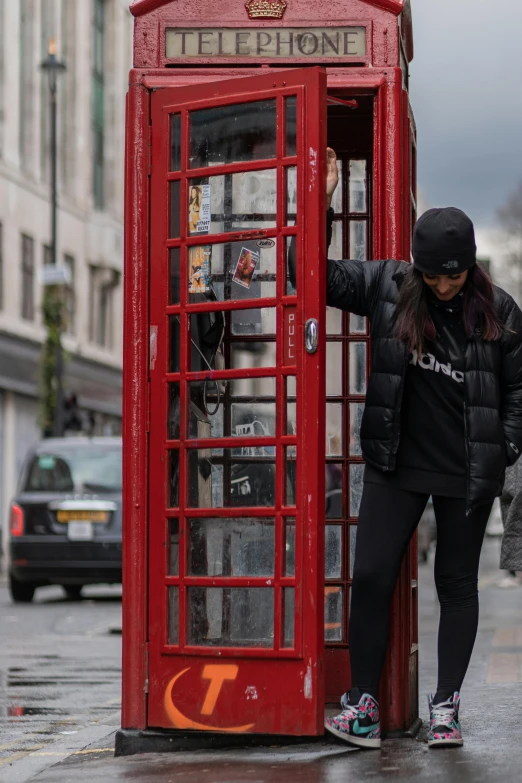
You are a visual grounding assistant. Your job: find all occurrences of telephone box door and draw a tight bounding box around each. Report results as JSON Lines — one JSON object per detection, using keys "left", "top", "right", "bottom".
{"left": 148, "top": 68, "right": 327, "bottom": 735}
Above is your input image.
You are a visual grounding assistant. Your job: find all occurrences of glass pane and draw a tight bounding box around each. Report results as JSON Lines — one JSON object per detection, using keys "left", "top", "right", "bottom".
{"left": 350, "top": 313, "right": 367, "bottom": 334}
{"left": 231, "top": 307, "right": 276, "bottom": 336}
{"left": 169, "top": 248, "right": 180, "bottom": 304}
{"left": 169, "top": 317, "right": 180, "bottom": 373}
{"left": 326, "top": 343, "right": 343, "bottom": 396}
{"left": 326, "top": 403, "right": 343, "bottom": 457}
{"left": 329, "top": 220, "right": 343, "bottom": 259}
{"left": 169, "top": 451, "right": 179, "bottom": 507}
{"left": 349, "top": 342, "right": 367, "bottom": 394}
{"left": 331, "top": 160, "right": 343, "bottom": 214}
{"left": 189, "top": 240, "right": 276, "bottom": 303}
{"left": 349, "top": 160, "right": 367, "bottom": 213}
{"left": 188, "top": 311, "right": 224, "bottom": 373}
{"left": 168, "top": 383, "right": 180, "bottom": 439}
{"left": 286, "top": 236, "right": 297, "bottom": 296}
{"left": 188, "top": 377, "right": 276, "bottom": 436}
{"left": 284, "top": 518, "right": 296, "bottom": 576}
{"left": 285, "top": 97, "right": 297, "bottom": 157}
{"left": 350, "top": 221, "right": 367, "bottom": 261}
{"left": 283, "top": 588, "right": 295, "bottom": 648}
{"left": 325, "top": 525, "right": 342, "bottom": 579}
{"left": 350, "top": 463, "right": 365, "bottom": 517}
{"left": 190, "top": 100, "right": 277, "bottom": 168}
{"left": 188, "top": 587, "right": 274, "bottom": 647}
{"left": 188, "top": 449, "right": 276, "bottom": 508}
{"left": 168, "top": 586, "right": 179, "bottom": 645}
{"left": 188, "top": 518, "right": 275, "bottom": 576}
{"left": 169, "top": 180, "right": 181, "bottom": 238}
{"left": 349, "top": 402, "right": 365, "bottom": 457}
{"left": 287, "top": 376, "right": 297, "bottom": 397}
{"left": 189, "top": 170, "right": 277, "bottom": 236}
{"left": 170, "top": 114, "right": 181, "bottom": 171}
{"left": 327, "top": 307, "right": 342, "bottom": 335}
{"left": 169, "top": 520, "right": 179, "bottom": 575}
{"left": 286, "top": 167, "right": 297, "bottom": 226}
{"left": 230, "top": 342, "right": 277, "bottom": 369}
{"left": 325, "top": 586, "right": 343, "bottom": 642}
{"left": 286, "top": 448, "right": 297, "bottom": 506}
{"left": 349, "top": 524, "right": 357, "bottom": 579}
{"left": 287, "top": 401, "right": 296, "bottom": 437}
{"left": 326, "top": 464, "right": 343, "bottom": 519}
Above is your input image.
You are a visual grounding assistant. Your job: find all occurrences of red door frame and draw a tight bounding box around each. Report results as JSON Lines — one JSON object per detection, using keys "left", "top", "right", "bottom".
{"left": 140, "top": 67, "right": 328, "bottom": 736}
{"left": 122, "top": 65, "right": 417, "bottom": 734}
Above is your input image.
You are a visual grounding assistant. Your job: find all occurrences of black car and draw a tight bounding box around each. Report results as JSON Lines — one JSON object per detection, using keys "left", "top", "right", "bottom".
{"left": 8, "top": 436, "right": 122, "bottom": 603}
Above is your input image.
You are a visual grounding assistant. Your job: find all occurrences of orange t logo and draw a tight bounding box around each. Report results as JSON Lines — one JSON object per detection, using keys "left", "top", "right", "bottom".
{"left": 201, "top": 665, "right": 239, "bottom": 715}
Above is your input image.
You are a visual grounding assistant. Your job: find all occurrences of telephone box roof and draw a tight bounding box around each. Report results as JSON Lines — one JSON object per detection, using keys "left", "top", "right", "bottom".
{"left": 130, "top": 0, "right": 407, "bottom": 17}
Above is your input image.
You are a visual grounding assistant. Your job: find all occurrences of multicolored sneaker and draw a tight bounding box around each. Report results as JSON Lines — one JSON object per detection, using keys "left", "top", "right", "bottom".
{"left": 427, "top": 692, "right": 463, "bottom": 747}
{"left": 324, "top": 690, "right": 381, "bottom": 749}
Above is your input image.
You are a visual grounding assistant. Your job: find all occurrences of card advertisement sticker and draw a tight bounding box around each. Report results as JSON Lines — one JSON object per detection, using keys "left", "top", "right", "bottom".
{"left": 189, "top": 246, "right": 212, "bottom": 294}
{"left": 232, "top": 247, "right": 260, "bottom": 289}
{"left": 189, "top": 184, "right": 211, "bottom": 234}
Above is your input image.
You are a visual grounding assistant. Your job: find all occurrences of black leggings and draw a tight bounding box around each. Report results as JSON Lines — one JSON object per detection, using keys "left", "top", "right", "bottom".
{"left": 349, "top": 483, "right": 491, "bottom": 701}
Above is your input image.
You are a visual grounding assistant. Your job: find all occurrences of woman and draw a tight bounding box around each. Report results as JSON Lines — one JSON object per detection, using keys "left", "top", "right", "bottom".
{"left": 322, "top": 148, "right": 522, "bottom": 749}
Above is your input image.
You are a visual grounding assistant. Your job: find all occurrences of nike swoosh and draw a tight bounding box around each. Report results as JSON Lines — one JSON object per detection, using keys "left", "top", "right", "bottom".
{"left": 353, "top": 720, "right": 380, "bottom": 736}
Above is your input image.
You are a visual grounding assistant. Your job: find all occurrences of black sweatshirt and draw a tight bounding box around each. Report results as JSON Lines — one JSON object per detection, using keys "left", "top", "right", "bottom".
{"left": 365, "top": 293, "right": 468, "bottom": 497}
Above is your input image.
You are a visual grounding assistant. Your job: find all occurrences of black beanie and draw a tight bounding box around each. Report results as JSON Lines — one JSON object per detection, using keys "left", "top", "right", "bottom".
{"left": 413, "top": 207, "right": 477, "bottom": 275}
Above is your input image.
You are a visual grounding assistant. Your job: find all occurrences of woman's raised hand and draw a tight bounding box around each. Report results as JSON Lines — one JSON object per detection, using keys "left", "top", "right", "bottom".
{"left": 326, "top": 147, "right": 339, "bottom": 210}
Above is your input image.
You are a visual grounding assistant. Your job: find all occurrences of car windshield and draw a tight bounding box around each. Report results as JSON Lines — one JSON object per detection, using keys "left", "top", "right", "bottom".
{"left": 24, "top": 446, "right": 122, "bottom": 493}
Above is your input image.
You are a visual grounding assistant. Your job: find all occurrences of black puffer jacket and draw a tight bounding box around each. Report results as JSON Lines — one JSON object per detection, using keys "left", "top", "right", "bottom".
{"left": 327, "top": 257, "right": 522, "bottom": 509}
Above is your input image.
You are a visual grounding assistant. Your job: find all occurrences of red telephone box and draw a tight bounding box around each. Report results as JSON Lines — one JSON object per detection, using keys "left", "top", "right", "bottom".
{"left": 119, "top": 0, "right": 418, "bottom": 754}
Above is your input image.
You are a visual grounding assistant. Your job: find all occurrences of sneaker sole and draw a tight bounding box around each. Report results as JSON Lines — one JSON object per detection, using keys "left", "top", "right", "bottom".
{"left": 428, "top": 738, "right": 463, "bottom": 748}
{"left": 324, "top": 720, "right": 381, "bottom": 749}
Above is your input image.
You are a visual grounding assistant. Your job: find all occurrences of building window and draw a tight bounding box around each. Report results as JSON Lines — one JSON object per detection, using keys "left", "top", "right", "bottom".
{"left": 61, "top": 0, "right": 76, "bottom": 190}
{"left": 0, "top": 222, "right": 3, "bottom": 310}
{"left": 19, "top": 0, "right": 36, "bottom": 168}
{"left": 89, "top": 265, "right": 120, "bottom": 348}
{"left": 40, "top": 0, "right": 56, "bottom": 180}
{"left": 21, "top": 234, "right": 35, "bottom": 320}
{"left": 43, "top": 243, "right": 53, "bottom": 266}
{"left": 92, "top": 0, "right": 105, "bottom": 209}
{"left": 64, "top": 254, "right": 75, "bottom": 335}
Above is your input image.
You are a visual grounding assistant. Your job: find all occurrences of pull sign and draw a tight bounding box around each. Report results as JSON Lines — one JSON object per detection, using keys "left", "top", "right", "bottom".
{"left": 283, "top": 307, "right": 297, "bottom": 365}
{"left": 305, "top": 319, "right": 319, "bottom": 354}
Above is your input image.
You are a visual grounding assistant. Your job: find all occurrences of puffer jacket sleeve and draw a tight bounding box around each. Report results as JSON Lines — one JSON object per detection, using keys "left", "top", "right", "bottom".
{"left": 500, "top": 299, "right": 522, "bottom": 465}
{"left": 327, "top": 258, "right": 386, "bottom": 317}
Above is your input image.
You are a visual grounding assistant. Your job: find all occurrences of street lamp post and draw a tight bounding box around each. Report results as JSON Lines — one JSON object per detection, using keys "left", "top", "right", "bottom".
{"left": 40, "top": 39, "right": 66, "bottom": 437}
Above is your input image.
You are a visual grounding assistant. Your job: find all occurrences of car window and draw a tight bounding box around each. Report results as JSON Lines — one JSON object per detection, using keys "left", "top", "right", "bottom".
{"left": 24, "top": 447, "right": 122, "bottom": 493}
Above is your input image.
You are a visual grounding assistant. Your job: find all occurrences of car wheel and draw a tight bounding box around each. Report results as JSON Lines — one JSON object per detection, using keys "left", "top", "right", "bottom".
{"left": 9, "top": 572, "right": 36, "bottom": 603}
{"left": 63, "top": 585, "right": 83, "bottom": 601}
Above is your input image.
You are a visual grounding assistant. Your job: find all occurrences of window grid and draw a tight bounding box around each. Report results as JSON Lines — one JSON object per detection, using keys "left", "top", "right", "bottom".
{"left": 325, "top": 155, "right": 372, "bottom": 646}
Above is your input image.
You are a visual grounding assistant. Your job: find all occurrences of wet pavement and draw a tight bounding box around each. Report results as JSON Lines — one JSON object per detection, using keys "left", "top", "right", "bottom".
{"left": 2, "top": 536, "right": 522, "bottom": 781}
{"left": 0, "top": 582, "right": 122, "bottom": 780}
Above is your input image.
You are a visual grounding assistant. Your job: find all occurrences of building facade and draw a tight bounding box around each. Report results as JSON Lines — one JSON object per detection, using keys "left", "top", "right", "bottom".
{"left": 0, "top": 0, "right": 132, "bottom": 557}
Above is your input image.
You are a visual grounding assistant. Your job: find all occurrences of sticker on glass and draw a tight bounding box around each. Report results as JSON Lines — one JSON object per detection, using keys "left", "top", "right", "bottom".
{"left": 189, "top": 184, "right": 211, "bottom": 234}
{"left": 188, "top": 246, "right": 212, "bottom": 294}
{"left": 232, "top": 247, "right": 259, "bottom": 289}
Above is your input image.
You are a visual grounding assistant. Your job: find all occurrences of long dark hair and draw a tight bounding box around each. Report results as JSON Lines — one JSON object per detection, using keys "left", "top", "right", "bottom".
{"left": 395, "top": 264, "right": 503, "bottom": 353}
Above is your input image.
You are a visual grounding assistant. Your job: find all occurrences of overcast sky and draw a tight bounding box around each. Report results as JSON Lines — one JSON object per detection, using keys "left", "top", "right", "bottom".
{"left": 409, "top": 0, "right": 522, "bottom": 234}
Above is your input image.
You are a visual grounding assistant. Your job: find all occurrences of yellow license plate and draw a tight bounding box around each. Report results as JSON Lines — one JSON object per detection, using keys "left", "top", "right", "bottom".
{"left": 56, "top": 510, "right": 109, "bottom": 523}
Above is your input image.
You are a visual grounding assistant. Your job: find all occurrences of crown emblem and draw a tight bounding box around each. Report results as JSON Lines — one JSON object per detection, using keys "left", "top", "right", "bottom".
{"left": 245, "top": 0, "right": 287, "bottom": 19}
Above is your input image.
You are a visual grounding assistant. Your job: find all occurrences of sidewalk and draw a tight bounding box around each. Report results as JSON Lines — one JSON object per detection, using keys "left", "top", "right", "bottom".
{"left": 9, "top": 537, "right": 522, "bottom": 783}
